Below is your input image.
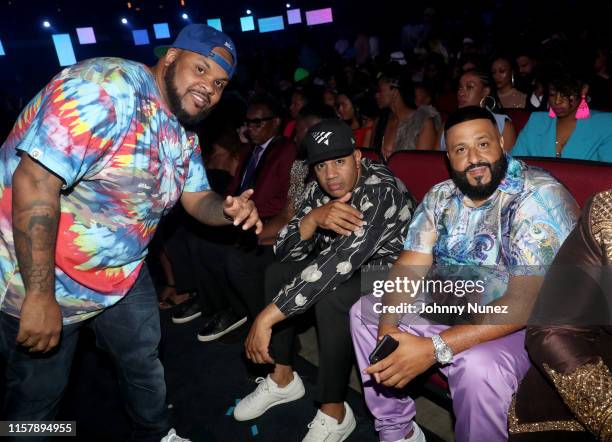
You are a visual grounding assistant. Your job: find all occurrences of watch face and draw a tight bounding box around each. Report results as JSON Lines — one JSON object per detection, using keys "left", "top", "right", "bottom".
{"left": 437, "top": 347, "right": 453, "bottom": 364}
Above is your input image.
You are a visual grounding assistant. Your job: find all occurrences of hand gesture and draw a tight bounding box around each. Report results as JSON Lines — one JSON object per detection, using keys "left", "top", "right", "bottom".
{"left": 310, "top": 192, "right": 364, "bottom": 236}
{"left": 223, "top": 189, "right": 263, "bottom": 234}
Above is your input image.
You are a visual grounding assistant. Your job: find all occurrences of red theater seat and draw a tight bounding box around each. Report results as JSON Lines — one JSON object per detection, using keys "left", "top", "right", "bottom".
{"left": 387, "top": 150, "right": 612, "bottom": 207}
{"left": 504, "top": 109, "right": 531, "bottom": 134}
{"left": 359, "top": 148, "right": 383, "bottom": 163}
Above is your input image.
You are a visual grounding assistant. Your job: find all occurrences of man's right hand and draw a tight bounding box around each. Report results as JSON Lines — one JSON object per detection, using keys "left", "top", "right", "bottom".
{"left": 302, "top": 192, "right": 364, "bottom": 238}
{"left": 16, "top": 294, "right": 62, "bottom": 353}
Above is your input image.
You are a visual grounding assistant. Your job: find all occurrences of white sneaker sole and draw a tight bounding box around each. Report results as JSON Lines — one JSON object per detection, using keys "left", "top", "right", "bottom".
{"left": 233, "top": 385, "right": 306, "bottom": 421}
{"left": 171, "top": 310, "right": 202, "bottom": 324}
{"left": 197, "top": 316, "right": 247, "bottom": 342}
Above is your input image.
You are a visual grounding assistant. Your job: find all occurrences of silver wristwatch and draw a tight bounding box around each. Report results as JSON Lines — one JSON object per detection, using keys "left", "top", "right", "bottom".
{"left": 431, "top": 334, "right": 453, "bottom": 364}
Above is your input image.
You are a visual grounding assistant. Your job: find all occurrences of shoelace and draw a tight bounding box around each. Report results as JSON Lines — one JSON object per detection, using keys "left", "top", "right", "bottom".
{"left": 306, "top": 415, "right": 332, "bottom": 439}
{"left": 248, "top": 377, "right": 271, "bottom": 400}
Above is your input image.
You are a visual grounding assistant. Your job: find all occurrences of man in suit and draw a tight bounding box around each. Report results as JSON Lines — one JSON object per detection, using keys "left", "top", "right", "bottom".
{"left": 172, "top": 95, "right": 297, "bottom": 341}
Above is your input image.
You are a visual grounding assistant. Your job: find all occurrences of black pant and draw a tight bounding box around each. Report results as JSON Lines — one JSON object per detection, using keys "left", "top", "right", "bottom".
{"left": 225, "top": 245, "right": 275, "bottom": 319}
{"left": 265, "top": 260, "right": 361, "bottom": 404}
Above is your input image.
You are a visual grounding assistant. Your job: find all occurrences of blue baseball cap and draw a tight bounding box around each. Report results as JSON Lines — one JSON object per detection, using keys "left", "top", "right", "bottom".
{"left": 154, "top": 24, "right": 237, "bottom": 78}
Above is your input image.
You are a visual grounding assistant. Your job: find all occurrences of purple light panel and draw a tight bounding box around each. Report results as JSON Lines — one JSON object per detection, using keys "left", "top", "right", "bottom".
{"left": 305, "top": 8, "right": 333, "bottom": 26}
{"left": 76, "top": 27, "right": 96, "bottom": 44}
{"left": 287, "top": 8, "right": 301, "bottom": 24}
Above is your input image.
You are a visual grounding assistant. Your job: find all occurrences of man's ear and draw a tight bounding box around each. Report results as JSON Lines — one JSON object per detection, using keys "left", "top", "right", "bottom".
{"left": 164, "top": 48, "right": 180, "bottom": 66}
{"left": 353, "top": 149, "right": 362, "bottom": 166}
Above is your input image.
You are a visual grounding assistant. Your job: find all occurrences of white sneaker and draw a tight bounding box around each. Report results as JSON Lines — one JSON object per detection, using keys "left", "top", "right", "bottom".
{"left": 233, "top": 372, "right": 306, "bottom": 421}
{"left": 384, "top": 422, "right": 426, "bottom": 442}
{"left": 302, "top": 402, "right": 357, "bottom": 442}
{"left": 160, "top": 428, "right": 191, "bottom": 442}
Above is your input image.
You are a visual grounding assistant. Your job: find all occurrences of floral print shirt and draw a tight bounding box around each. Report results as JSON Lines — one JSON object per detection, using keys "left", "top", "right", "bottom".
{"left": 273, "top": 159, "right": 415, "bottom": 316}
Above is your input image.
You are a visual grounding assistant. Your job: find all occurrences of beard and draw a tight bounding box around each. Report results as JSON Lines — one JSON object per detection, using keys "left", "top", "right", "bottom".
{"left": 450, "top": 154, "right": 508, "bottom": 201}
{"left": 164, "top": 62, "right": 211, "bottom": 128}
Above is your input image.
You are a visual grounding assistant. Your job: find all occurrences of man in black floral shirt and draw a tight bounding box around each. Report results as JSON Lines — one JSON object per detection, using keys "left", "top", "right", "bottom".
{"left": 235, "top": 119, "right": 415, "bottom": 442}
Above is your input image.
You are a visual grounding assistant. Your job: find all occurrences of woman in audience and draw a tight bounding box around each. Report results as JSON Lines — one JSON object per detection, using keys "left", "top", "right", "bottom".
{"left": 283, "top": 88, "right": 310, "bottom": 139}
{"left": 512, "top": 65, "right": 612, "bottom": 162}
{"left": 439, "top": 69, "right": 516, "bottom": 151}
{"left": 335, "top": 91, "right": 373, "bottom": 147}
{"left": 491, "top": 56, "right": 527, "bottom": 109}
{"left": 372, "top": 65, "right": 441, "bottom": 160}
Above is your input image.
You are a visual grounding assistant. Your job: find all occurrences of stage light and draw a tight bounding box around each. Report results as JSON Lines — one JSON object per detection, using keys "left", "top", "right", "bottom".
{"left": 181, "top": 13, "right": 189, "bottom": 20}
{"left": 132, "top": 29, "right": 150, "bottom": 45}
{"left": 153, "top": 23, "right": 170, "bottom": 39}
{"left": 76, "top": 27, "right": 96, "bottom": 44}
{"left": 207, "top": 18, "right": 222, "bottom": 31}
{"left": 246, "top": 9, "right": 252, "bottom": 15}
{"left": 305, "top": 8, "right": 333, "bottom": 26}
{"left": 121, "top": 17, "right": 128, "bottom": 25}
{"left": 287, "top": 8, "right": 301, "bottom": 24}
{"left": 240, "top": 16, "right": 255, "bottom": 32}
{"left": 0, "top": 39, "right": 5, "bottom": 56}
{"left": 43, "top": 20, "right": 51, "bottom": 28}
{"left": 286, "top": 3, "right": 291, "bottom": 7}
{"left": 258, "top": 16, "right": 284, "bottom": 33}
{"left": 52, "top": 34, "right": 76, "bottom": 66}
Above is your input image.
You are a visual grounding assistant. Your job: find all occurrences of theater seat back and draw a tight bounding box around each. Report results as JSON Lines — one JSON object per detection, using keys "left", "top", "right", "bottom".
{"left": 387, "top": 151, "right": 450, "bottom": 202}
{"left": 518, "top": 157, "right": 612, "bottom": 207}
{"left": 359, "top": 148, "right": 383, "bottom": 163}
{"left": 387, "top": 150, "right": 612, "bottom": 206}
{"left": 504, "top": 109, "right": 531, "bottom": 134}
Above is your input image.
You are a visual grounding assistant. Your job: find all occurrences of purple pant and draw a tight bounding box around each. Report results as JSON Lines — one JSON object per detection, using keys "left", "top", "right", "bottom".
{"left": 350, "top": 296, "right": 530, "bottom": 442}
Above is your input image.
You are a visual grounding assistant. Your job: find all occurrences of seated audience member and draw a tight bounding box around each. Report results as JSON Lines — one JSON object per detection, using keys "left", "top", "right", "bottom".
{"left": 335, "top": 91, "right": 373, "bottom": 147}
{"left": 171, "top": 95, "right": 296, "bottom": 339}
{"left": 224, "top": 103, "right": 336, "bottom": 319}
{"left": 439, "top": 69, "right": 516, "bottom": 151}
{"left": 492, "top": 56, "right": 528, "bottom": 109}
{"left": 512, "top": 66, "right": 612, "bottom": 162}
{"left": 372, "top": 65, "right": 441, "bottom": 160}
{"left": 515, "top": 49, "right": 547, "bottom": 111}
{"left": 590, "top": 47, "right": 612, "bottom": 111}
{"left": 323, "top": 88, "right": 338, "bottom": 108}
{"left": 202, "top": 126, "right": 244, "bottom": 193}
{"left": 350, "top": 106, "right": 579, "bottom": 442}
{"left": 284, "top": 88, "right": 310, "bottom": 139}
{"left": 509, "top": 189, "right": 611, "bottom": 441}
{"left": 234, "top": 120, "right": 415, "bottom": 441}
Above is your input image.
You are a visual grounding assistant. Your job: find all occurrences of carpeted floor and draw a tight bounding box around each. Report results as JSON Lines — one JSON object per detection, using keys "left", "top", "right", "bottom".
{"left": 53, "top": 308, "right": 445, "bottom": 442}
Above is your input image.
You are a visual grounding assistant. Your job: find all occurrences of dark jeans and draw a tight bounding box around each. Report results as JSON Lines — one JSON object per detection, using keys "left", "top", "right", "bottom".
{"left": 0, "top": 266, "right": 168, "bottom": 442}
{"left": 265, "top": 260, "right": 361, "bottom": 404}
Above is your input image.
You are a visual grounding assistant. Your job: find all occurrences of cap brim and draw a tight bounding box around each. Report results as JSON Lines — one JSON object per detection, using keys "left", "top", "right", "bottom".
{"left": 154, "top": 46, "right": 171, "bottom": 58}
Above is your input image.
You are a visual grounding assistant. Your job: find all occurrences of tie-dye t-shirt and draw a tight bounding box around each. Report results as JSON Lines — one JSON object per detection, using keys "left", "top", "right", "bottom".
{"left": 403, "top": 156, "right": 580, "bottom": 303}
{"left": 0, "top": 57, "right": 209, "bottom": 324}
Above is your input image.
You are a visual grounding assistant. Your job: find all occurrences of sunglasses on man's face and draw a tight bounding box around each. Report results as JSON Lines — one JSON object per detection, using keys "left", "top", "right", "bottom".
{"left": 245, "top": 116, "right": 275, "bottom": 127}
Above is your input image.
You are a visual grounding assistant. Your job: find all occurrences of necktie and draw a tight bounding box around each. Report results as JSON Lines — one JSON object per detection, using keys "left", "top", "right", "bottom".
{"left": 239, "top": 145, "right": 264, "bottom": 193}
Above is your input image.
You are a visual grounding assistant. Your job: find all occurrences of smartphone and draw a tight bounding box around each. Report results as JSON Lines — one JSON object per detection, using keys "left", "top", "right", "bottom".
{"left": 368, "top": 334, "right": 399, "bottom": 364}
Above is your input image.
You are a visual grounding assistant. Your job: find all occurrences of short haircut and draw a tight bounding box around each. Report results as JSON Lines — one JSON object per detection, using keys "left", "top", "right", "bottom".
{"left": 444, "top": 106, "right": 498, "bottom": 136}
{"left": 247, "top": 94, "right": 282, "bottom": 118}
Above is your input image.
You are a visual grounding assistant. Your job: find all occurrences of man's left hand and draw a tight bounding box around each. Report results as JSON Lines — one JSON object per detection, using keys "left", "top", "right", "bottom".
{"left": 245, "top": 304, "right": 285, "bottom": 364}
{"left": 365, "top": 332, "right": 436, "bottom": 389}
{"left": 223, "top": 189, "right": 263, "bottom": 234}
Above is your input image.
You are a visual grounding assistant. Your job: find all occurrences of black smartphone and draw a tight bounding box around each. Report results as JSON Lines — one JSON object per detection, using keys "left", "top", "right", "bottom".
{"left": 368, "top": 334, "right": 399, "bottom": 364}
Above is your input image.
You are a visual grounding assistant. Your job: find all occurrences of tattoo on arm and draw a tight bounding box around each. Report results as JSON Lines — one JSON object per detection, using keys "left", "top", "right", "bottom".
{"left": 12, "top": 157, "right": 62, "bottom": 296}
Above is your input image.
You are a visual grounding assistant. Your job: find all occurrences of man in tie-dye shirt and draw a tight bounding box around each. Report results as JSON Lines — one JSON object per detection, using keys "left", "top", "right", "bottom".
{"left": 0, "top": 24, "right": 261, "bottom": 441}
{"left": 350, "top": 106, "right": 580, "bottom": 442}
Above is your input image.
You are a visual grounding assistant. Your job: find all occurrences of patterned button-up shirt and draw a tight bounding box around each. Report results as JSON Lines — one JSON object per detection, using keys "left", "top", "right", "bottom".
{"left": 403, "top": 155, "right": 580, "bottom": 303}
{"left": 273, "top": 159, "right": 415, "bottom": 316}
